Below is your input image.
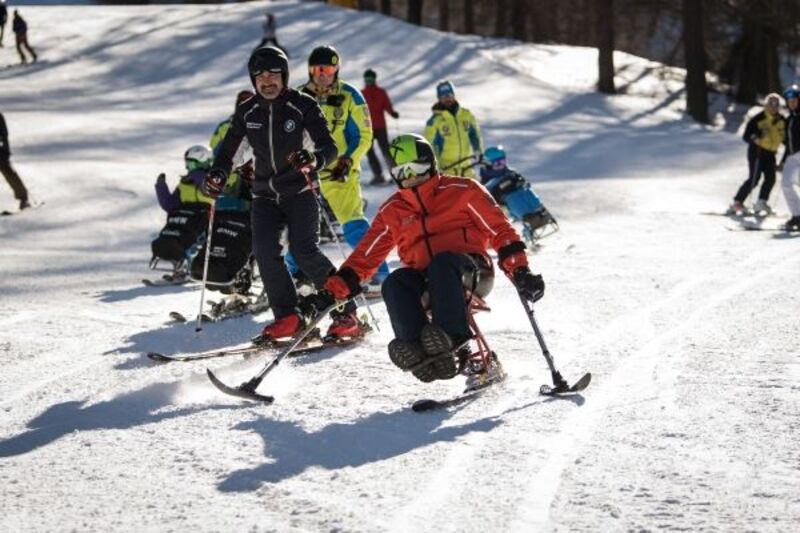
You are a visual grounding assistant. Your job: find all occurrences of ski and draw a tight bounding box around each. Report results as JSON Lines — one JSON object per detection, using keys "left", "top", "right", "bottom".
{"left": 146, "top": 339, "right": 275, "bottom": 362}
{"left": 539, "top": 372, "right": 592, "bottom": 396}
{"left": 150, "top": 318, "right": 371, "bottom": 363}
{"left": 412, "top": 377, "right": 503, "bottom": 412}
{"left": 142, "top": 276, "right": 190, "bottom": 287}
{"left": 726, "top": 223, "right": 797, "bottom": 233}
{"left": 700, "top": 210, "right": 783, "bottom": 218}
{"left": 1, "top": 201, "right": 45, "bottom": 216}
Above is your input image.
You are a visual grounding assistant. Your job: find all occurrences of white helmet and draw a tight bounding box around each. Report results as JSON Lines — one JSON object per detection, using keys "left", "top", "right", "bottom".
{"left": 184, "top": 145, "right": 212, "bottom": 172}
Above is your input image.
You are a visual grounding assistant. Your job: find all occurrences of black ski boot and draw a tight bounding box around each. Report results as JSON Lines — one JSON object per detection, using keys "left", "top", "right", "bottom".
{"left": 388, "top": 339, "right": 437, "bottom": 382}
{"left": 420, "top": 324, "right": 467, "bottom": 380}
{"left": 784, "top": 216, "right": 800, "bottom": 232}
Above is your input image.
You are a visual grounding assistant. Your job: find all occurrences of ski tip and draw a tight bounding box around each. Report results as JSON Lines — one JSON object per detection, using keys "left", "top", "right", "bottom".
{"left": 206, "top": 368, "right": 275, "bottom": 404}
{"left": 146, "top": 352, "right": 171, "bottom": 362}
{"left": 411, "top": 399, "right": 440, "bottom": 412}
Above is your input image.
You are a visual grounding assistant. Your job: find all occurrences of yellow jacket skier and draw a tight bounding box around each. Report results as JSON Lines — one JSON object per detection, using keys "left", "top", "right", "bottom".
{"left": 423, "top": 80, "right": 483, "bottom": 178}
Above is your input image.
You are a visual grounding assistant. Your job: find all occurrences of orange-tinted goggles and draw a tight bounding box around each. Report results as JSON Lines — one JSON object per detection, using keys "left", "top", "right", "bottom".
{"left": 309, "top": 65, "right": 338, "bottom": 77}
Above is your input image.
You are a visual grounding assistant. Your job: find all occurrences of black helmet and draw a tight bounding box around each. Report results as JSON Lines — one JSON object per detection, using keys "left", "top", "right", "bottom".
{"left": 248, "top": 46, "right": 289, "bottom": 88}
{"left": 308, "top": 45, "right": 341, "bottom": 80}
{"left": 364, "top": 68, "right": 376, "bottom": 79}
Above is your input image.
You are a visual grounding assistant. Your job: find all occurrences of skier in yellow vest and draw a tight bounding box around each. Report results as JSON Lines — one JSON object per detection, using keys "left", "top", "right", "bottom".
{"left": 423, "top": 80, "right": 483, "bottom": 178}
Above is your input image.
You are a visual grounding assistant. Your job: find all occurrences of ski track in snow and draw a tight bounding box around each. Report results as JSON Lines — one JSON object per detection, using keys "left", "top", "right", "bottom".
{"left": 2, "top": 2, "right": 799, "bottom": 532}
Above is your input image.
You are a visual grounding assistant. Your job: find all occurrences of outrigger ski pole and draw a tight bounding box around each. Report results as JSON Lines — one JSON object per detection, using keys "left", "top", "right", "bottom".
{"left": 517, "top": 292, "right": 592, "bottom": 395}
{"left": 195, "top": 202, "right": 217, "bottom": 333}
{"left": 206, "top": 301, "right": 344, "bottom": 403}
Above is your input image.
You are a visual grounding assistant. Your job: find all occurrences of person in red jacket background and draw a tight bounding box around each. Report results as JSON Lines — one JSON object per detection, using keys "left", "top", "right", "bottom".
{"left": 362, "top": 69, "right": 399, "bottom": 185}
{"left": 314, "top": 133, "right": 545, "bottom": 388}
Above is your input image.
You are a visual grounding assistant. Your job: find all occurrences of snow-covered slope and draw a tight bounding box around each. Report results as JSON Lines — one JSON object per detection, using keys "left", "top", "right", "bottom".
{"left": 1, "top": 2, "right": 798, "bottom": 532}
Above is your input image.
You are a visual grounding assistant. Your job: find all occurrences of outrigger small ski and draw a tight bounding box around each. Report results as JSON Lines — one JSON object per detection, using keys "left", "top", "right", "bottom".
{"left": 205, "top": 300, "right": 367, "bottom": 403}
{"left": 519, "top": 293, "right": 591, "bottom": 396}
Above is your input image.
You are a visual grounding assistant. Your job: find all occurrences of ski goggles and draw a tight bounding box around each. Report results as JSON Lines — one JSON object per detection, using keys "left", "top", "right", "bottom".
{"left": 489, "top": 157, "right": 507, "bottom": 169}
{"left": 391, "top": 161, "right": 430, "bottom": 181}
{"left": 251, "top": 66, "right": 283, "bottom": 78}
{"left": 309, "top": 65, "right": 338, "bottom": 77}
{"left": 185, "top": 159, "right": 208, "bottom": 172}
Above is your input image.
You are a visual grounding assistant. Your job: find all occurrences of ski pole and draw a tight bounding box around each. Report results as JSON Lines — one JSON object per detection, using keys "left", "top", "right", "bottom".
{"left": 195, "top": 202, "right": 216, "bottom": 333}
{"left": 301, "top": 167, "right": 379, "bottom": 330}
{"left": 517, "top": 292, "right": 592, "bottom": 395}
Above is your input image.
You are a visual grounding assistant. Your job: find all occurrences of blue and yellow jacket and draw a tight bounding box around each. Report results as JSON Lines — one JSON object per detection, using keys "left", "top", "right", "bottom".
{"left": 423, "top": 102, "right": 483, "bottom": 178}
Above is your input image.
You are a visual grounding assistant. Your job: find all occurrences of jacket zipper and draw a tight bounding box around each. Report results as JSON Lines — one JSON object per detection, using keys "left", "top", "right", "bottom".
{"left": 413, "top": 188, "right": 435, "bottom": 263}
{"left": 267, "top": 102, "right": 280, "bottom": 202}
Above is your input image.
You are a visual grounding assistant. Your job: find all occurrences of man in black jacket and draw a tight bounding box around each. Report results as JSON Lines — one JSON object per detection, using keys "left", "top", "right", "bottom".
{"left": 205, "top": 46, "right": 339, "bottom": 340}
{"left": 0, "top": 112, "right": 29, "bottom": 210}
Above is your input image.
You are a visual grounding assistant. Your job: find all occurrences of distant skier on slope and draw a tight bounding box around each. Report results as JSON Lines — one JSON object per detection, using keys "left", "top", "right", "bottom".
{"left": 479, "top": 145, "right": 558, "bottom": 244}
{"left": 313, "top": 134, "right": 545, "bottom": 390}
{"left": 0, "top": 111, "right": 30, "bottom": 211}
{"left": 362, "top": 68, "right": 399, "bottom": 185}
{"left": 204, "top": 46, "right": 341, "bottom": 342}
{"left": 779, "top": 84, "right": 800, "bottom": 231}
{"left": 256, "top": 13, "right": 288, "bottom": 57}
{"left": 12, "top": 10, "right": 36, "bottom": 64}
{"left": 727, "top": 93, "right": 786, "bottom": 216}
{"left": 423, "top": 80, "right": 483, "bottom": 178}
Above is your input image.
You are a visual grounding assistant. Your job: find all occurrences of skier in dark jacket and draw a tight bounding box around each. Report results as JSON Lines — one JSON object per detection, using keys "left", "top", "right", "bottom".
{"left": 0, "top": 111, "right": 29, "bottom": 210}
{"left": 12, "top": 10, "right": 36, "bottom": 64}
{"left": 205, "top": 46, "right": 339, "bottom": 340}
{"left": 780, "top": 84, "right": 800, "bottom": 231}
{"left": 0, "top": 2, "right": 8, "bottom": 47}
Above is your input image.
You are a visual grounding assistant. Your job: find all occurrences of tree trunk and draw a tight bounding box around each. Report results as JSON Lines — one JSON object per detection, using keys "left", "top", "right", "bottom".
{"left": 597, "top": 0, "right": 616, "bottom": 94}
{"left": 381, "top": 0, "right": 391, "bottom": 16}
{"left": 407, "top": 0, "right": 423, "bottom": 25}
{"left": 464, "top": 0, "right": 475, "bottom": 34}
{"left": 439, "top": 0, "right": 449, "bottom": 32}
{"left": 494, "top": 0, "right": 507, "bottom": 38}
{"left": 683, "top": 0, "right": 709, "bottom": 123}
{"left": 511, "top": 0, "right": 527, "bottom": 41}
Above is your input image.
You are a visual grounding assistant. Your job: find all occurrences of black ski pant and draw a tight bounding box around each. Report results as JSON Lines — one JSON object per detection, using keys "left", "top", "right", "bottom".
{"left": 366, "top": 128, "right": 391, "bottom": 182}
{"left": 735, "top": 144, "right": 777, "bottom": 203}
{"left": 15, "top": 34, "right": 36, "bottom": 63}
{"left": 381, "top": 252, "right": 475, "bottom": 343}
{"left": 0, "top": 157, "right": 27, "bottom": 201}
{"left": 251, "top": 191, "right": 335, "bottom": 320}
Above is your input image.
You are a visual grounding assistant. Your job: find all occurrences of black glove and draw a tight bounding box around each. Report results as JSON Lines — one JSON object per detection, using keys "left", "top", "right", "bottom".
{"left": 288, "top": 149, "right": 316, "bottom": 173}
{"left": 156, "top": 172, "right": 166, "bottom": 186}
{"left": 299, "top": 290, "right": 336, "bottom": 319}
{"left": 330, "top": 156, "right": 352, "bottom": 182}
{"left": 513, "top": 267, "right": 545, "bottom": 303}
{"left": 202, "top": 169, "right": 227, "bottom": 198}
{"left": 390, "top": 111, "right": 399, "bottom": 119}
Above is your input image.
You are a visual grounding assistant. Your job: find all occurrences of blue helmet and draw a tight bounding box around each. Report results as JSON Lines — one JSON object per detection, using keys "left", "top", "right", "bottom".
{"left": 784, "top": 84, "right": 800, "bottom": 101}
{"left": 484, "top": 146, "right": 507, "bottom": 169}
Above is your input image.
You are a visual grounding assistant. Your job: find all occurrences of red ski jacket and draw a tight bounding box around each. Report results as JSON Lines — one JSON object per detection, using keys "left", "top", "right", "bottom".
{"left": 340, "top": 174, "right": 528, "bottom": 280}
{"left": 362, "top": 84, "right": 396, "bottom": 130}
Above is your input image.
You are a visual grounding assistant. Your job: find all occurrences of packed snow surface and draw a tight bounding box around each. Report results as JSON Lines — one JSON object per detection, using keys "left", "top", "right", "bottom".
{"left": 1, "top": 2, "right": 798, "bottom": 532}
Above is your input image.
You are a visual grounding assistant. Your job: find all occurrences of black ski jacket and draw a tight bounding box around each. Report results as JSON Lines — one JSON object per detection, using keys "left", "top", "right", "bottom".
{"left": 212, "top": 89, "right": 338, "bottom": 201}
{"left": 783, "top": 110, "right": 800, "bottom": 163}
{"left": 0, "top": 112, "right": 10, "bottom": 160}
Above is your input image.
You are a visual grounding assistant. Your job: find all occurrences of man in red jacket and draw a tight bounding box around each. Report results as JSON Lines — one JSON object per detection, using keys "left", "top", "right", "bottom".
{"left": 314, "top": 134, "right": 545, "bottom": 387}
{"left": 362, "top": 69, "right": 399, "bottom": 185}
